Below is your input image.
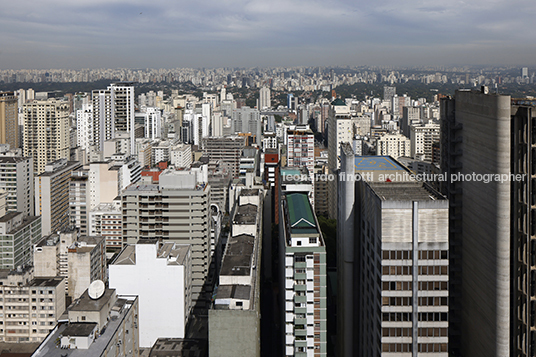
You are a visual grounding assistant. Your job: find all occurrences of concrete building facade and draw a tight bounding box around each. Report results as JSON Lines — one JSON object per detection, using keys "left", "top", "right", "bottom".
{"left": 338, "top": 149, "right": 449, "bottom": 357}
{"left": 440, "top": 89, "right": 511, "bottom": 357}
{"left": 35, "top": 159, "right": 83, "bottom": 236}
{"left": 0, "top": 212, "right": 41, "bottom": 270}
{"left": 0, "top": 155, "right": 34, "bottom": 217}
{"left": 121, "top": 170, "right": 211, "bottom": 305}
{"left": 0, "top": 269, "right": 66, "bottom": 343}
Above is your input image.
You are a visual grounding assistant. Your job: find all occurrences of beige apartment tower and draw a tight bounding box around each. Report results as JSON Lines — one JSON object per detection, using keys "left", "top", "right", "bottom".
{"left": 0, "top": 92, "right": 19, "bottom": 150}
{"left": 22, "top": 99, "right": 70, "bottom": 175}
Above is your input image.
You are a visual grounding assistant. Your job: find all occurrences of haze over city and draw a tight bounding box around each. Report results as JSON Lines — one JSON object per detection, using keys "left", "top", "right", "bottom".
{"left": 1, "top": 0, "right": 536, "bottom": 69}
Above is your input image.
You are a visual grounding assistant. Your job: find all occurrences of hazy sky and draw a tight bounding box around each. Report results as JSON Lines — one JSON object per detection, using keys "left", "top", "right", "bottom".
{"left": 1, "top": 0, "right": 535, "bottom": 69}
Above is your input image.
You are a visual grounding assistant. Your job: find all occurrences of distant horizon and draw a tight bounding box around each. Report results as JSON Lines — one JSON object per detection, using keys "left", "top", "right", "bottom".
{"left": 0, "top": 64, "right": 534, "bottom": 72}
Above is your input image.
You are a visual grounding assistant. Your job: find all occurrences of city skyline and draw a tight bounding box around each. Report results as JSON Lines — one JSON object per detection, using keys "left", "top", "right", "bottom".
{"left": 1, "top": 0, "right": 535, "bottom": 70}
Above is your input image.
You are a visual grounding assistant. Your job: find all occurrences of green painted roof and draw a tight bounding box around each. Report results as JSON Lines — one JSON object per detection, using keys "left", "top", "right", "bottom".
{"left": 331, "top": 98, "right": 346, "bottom": 106}
{"left": 286, "top": 193, "right": 317, "bottom": 234}
{"left": 281, "top": 168, "right": 302, "bottom": 176}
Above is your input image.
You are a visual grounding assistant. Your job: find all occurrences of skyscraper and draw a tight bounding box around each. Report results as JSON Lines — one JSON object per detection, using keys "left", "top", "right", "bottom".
{"left": 259, "top": 87, "right": 271, "bottom": 109}
{"left": 23, "top": 99, "right": 70, "bottom": 175}
{"left": 91, "top": 88, "right": 113, "bottom": 151}
{"left": 0, "top": 92, "right": 19, "bottom": 150}
{"left": 91, "top": 83, "right": 135, "bottom": 157}
{"left": 279, "top": 192, "right": 327, "bottom": 356}
{"left": 121, "top": 169, "right": 211, "bottom": 306}
{"left": 338, "top": 148, "right": 449, "bottom": 357}
{"left": 440, "top": 88, "right": 511, "bottom": 357}
{"left": 327, "top": 98, "right": 352, "bottom": 219}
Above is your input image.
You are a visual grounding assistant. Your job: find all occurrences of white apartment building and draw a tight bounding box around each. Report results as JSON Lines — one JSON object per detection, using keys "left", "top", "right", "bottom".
{"left": 144, "top": 107, "right": 162, "bottom": 140}
{"left": 376, "top": 133, "right": 411, "bottom": 158}
{"left": 109, "top": 240, "right": 192, "bottom": 348}
{"left": 170, "top": 143, "right": 192, "bottom": 168}
{"left": 279, "top": 192, "right": 327, "bottom": 356}
{"left": 88, "top": 201, "right": 122, "bottom": 250}
{"left": 410, "top": 121, "right": 440, "bottom": 162}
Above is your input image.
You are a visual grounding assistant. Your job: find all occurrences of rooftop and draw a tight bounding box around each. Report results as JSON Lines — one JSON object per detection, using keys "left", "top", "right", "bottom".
{"left": 61, "top": 322, "right": 97, "bottom": 337}
{"left": 354, "top": 156, "right": 405, "bottom": 171}
{"left": 220, "top": 234, "right": 254, "bottom": 277}
{"left": 0, "top": 211, "right": 22, "bottom": 223}
{"left": 69, "top": 288, "right": 116, "bottom": 312}
{"left": 233, "top": 204, "right": 258, "bottom": 225}
{"left": 285, "top": 193, "right": 318, "bottom": 235}
{"left": 28, "top": 278, "right": 64, "bottom": 288}
{"left": 215, "top": 284, "right": 251, "bottom": 300}
{"left": 32, "top": 296, "right": 137, "bottom": 357}
{"left": 369, "top": 181, "right": 445, "bottom": 201}
{"left": 149, "top": 338, "right": 207, "bottom": 357}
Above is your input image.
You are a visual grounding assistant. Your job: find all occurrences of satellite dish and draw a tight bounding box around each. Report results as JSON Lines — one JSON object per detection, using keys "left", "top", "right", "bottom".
{"left": 88, "top": 280, "right": 105, "bottom": 300}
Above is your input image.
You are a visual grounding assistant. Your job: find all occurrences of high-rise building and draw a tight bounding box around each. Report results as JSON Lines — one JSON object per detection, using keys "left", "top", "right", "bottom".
{"left": 376, "top": 133, "right": 411, "bottom": 158}
{"left": 440, "top": 88, "right": 511, "bottom": 357}
{"left": 202, "top": 136, "right": 246, "bottom": 178}
{"left": 91, "top": 88, "right": 113, "bottom": 152}
{"left": 35, "top": 159, "right": 83, "bottom": 236}
{"left": 23, "top": 99, "right": 70, "bottom": 175}
{"left": 401, "top": 106, "right": 421, "bottom": 137}
{"left": 383, "top": 86, "right": 396, "bottom": 102}
{"left": 410, "top": 121, "right": 440, "bottom": 162}
{"left": 91, "top": 83, "right": 135, "bottom": 157}
{"left": 259, "top": 87, "right": 271, "bottom": 109}
{"left": 0, "top": 212, "right": 41, "bottom": 270}
{"left": 338, "top": 148, "right": 449, "bottom": 357}
{"left": 511, "top": 99, "right": 536, "bottom": 357}
{"left": 144, "top": 107, "right": 162, "bottom": 140}
{"left": 76, "top": 103, "right": 94, "bottom": 159}
{"left": 0, "top": 155, "right": 34, "bottom": 217}
{"left": 232, "top": 107, "right": 261, "bottom": 145}
{"left": 69, "top": 168, "right": 89, "bottom": 235}
{"left": 121, "top": 169, "right": 211, "bottom": 305}
{"left": 327, "top": 98, "right": 352, "bottom": 219}
{"left": 0, "top": 92, "right": 19, "bottom": 150}
{"left": 279, "top": 192, "right": 327, "bottom": 356}
{"left": 109, "top": 83, "right": 135, "bottom": 156}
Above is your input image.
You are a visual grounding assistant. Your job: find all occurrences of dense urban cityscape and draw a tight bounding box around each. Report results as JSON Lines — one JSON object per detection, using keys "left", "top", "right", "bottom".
{"left": 0, "top": 63, "right": 534, "bottom": 357}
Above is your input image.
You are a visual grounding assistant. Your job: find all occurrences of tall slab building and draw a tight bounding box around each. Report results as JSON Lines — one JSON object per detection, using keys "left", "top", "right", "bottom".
{"left": 23, "top": 99, "right": 70, "bottom": 175}
{"left": 0, "top": 92, "right": 19, "bottom": 150}
{"left": 338, "top": 148, "right": 449, "bottom": 357}
{"left": 440, "top": 88, "right": 511, "bottom": 357}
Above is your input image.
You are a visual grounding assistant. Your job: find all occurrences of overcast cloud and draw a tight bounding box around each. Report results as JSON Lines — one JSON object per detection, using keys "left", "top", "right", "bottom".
{"left": 0, "top": 0, "right": 535, "bottom": 69}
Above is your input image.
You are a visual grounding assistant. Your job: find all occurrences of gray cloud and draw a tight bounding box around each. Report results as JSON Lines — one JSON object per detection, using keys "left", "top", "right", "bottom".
{"left": 0, "top": 0, "right": 535, "bottom": 69}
